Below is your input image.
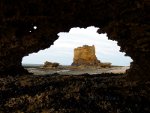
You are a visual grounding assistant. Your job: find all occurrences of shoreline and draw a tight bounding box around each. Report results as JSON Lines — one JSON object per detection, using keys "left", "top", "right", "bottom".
{"left": 25, "top": 65, "right": 130, "bottom": 75}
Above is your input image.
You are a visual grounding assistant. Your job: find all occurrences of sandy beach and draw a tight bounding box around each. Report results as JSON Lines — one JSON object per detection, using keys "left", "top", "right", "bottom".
{"left": 26, "top": 66, "right": 130, "bottom": 75}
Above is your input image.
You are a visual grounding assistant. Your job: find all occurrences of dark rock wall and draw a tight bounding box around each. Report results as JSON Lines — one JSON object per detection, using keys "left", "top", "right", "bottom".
{"left": 97, "top": 0, "right": 150, "bottom": 80}
{"left": 0, "top": 0, "right": 149, "bottom": 80}
{"left": 0, "top": 74, "right": 150, "bottom": 113}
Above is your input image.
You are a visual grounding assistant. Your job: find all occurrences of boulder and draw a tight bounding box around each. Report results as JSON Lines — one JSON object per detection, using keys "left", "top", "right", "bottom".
{"left": 43, "top": 61, "right": 59, "bottom": 69}
{"left": 100, "top": 63, "right": 112, "bottom": 68}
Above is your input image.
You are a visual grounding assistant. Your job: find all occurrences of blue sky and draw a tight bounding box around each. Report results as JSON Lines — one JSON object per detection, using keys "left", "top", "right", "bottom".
{"left": 22, "top": 26, "right": 132, "bottom": 66}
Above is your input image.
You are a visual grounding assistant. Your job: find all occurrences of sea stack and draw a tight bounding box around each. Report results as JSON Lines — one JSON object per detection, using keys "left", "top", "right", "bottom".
{"left": 72, "top": 45, "right": 101, "bottom": 66}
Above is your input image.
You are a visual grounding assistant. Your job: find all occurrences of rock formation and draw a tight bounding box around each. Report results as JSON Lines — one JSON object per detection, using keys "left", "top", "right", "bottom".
{"left": 72, "top": 45, "right": 111, "bottom": 68}
{"left": 72, "top": 45, "right": 100, "bottom": 66}
{"left": 43, "top": 61, "right": 59, "bottom": 69}
{"left": 100, "top": 63, "right": 111, "bottom": 68}
{"left": 0, "top": 0, "right": 149, "bottom": 80}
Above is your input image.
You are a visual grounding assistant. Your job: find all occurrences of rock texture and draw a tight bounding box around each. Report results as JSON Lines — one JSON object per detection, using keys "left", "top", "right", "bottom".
{"left": 72, "top": 45, "right": 100, "bottom": 66}
{"left": 43, "top": 61, "right": 59, "bottom": 69}
{"left": 0, "top": 0, "right": 149, "bottom": 80}
{"left": 0, "top": 74, "right": 150, "bottom": 112}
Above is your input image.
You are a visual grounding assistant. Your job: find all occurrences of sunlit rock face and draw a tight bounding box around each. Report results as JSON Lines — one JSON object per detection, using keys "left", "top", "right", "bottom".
{"left": 0, "top": 0, "right": 149, "bottom": 80}
{"left": 72, "top": 45, "right": 100, "bottom": 66}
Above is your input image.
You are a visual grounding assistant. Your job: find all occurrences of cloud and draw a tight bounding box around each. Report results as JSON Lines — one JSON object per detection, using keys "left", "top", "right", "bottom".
{"left": 22, "top": 26, "right": 132, "bottom": 66}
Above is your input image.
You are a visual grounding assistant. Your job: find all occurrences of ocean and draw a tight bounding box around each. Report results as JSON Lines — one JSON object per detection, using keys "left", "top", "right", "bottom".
{"left": 22, "top": 64, "right": 43, "bottom": 68}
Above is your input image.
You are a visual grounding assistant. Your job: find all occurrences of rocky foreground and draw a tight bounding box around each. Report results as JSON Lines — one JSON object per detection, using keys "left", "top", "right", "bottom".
{"left": 0, "top": 73, "right": 149, "bottom": 113}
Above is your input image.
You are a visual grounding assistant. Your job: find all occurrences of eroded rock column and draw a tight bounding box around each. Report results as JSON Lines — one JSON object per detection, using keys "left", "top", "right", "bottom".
{"left": 72, "top": 45, "right": 100, "bottom": 66}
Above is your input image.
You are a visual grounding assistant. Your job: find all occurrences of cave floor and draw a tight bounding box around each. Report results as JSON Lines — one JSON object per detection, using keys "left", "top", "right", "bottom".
{"left": 0, "top": 73, "right": 150, "bottom": 113}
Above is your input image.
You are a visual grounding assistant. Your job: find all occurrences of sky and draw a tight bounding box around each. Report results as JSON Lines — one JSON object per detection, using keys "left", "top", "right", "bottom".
{"left": 22, "top": 26, "right": 132, "bottom": 66}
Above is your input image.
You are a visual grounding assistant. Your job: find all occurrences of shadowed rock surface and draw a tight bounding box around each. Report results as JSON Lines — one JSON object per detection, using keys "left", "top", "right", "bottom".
{"left": 0, "top": 74, "right": 150, "bottom": 113}
{"left": 0, "top": 0, "right": 149, "bottom": 80}
{"left": 0, "top": 1, "right": 149, "bottom": 112}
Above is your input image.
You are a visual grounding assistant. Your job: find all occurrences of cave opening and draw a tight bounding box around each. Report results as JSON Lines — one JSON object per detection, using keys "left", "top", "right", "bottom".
{"left": 0, "top": 1, "right": 149, "bottom": 112}
{"left": 22, "top": 26, "right": 132, "bottom": 75}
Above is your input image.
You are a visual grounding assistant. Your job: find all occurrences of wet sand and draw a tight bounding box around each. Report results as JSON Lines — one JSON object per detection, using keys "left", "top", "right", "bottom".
{"left": 26, "top": 66, "right": 130, "bottom": 75}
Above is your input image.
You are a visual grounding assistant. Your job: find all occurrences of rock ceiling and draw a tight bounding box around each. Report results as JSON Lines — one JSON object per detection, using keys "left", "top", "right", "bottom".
{"left": 0, "top": 0, "right": 149, "bottom": 80}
